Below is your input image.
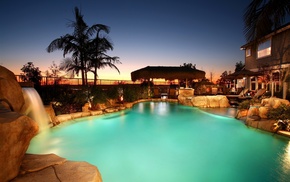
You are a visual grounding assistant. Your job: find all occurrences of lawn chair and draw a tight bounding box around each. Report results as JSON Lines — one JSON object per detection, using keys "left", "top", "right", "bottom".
{"left": 226, "top": 88, "right": 250, "bottom": 105}
{"left": 252, "top": 89, "right": 267, "bottom": 99}
{"left": 227, "top": 88, "right": 249, "bottom": 98}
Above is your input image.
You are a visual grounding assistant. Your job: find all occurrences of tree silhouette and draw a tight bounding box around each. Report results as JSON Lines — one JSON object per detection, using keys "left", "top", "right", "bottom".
{"left": 20, "top": 62, "right": 42, "bottom": 88}
{"left": 244, "top": 0, "right": 290, "bottom": 42}
{"left": 47, "top": 7, "right": 120, "bottom": 85}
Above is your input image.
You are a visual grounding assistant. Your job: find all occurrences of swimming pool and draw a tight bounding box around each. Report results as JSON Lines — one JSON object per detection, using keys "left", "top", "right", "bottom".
{"left": 28, "top": 102, "right": 290, "bottom": 182}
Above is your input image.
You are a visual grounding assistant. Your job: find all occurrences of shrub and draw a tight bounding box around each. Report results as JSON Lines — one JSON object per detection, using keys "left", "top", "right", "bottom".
{"left": 267, "top": 104, "right": 290, "bottom": 120}
{"left": 106, "top": 86, "right": 120, "bottom": 100}
{"left": 238, "top": 100, "right": 252, "bottom": 110}
{"left": 123, "top": 85, "right": 140, "bottom": 102}
{"left": 90, "top": 87, "right": 108, "bottom": 105}
{"left": 52, "top": 86, "right": 87, "bottom": 114}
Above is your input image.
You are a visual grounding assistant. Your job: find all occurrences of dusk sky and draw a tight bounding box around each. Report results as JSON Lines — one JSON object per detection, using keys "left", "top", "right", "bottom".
{"left": 0, "top": 0, "right": 252, "bottom": 81}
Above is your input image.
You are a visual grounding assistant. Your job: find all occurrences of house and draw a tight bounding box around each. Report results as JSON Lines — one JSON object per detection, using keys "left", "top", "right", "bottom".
{"left": 240, "top": 23, "right": 290, "bottom": 98}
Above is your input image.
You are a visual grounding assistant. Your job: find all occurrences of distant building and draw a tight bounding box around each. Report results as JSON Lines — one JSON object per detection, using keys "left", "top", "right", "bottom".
{"left": 240, "top": 23, "right": 290, "bottom": 98}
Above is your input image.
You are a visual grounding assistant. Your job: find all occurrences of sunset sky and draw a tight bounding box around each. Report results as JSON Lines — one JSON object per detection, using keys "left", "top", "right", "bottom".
{"left": 0, "top": 0, "right": 252, "bottom": 82}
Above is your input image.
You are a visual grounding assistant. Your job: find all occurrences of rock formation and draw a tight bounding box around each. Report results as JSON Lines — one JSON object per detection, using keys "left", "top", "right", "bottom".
{"left": 261, "top": 97, "right": 290, "bottom": 108}
{"left": 190, "top": 95, "right": 230, "bottom": 108}
{"left": 0, "top": 66, "right": 25, "bottom": 113}
{"left": 0, "top": 100, "right": 39, "bottom": 182}
{"left": 11, "top": 154, "right": 102, "bottom": 182}
{"left": 0, "top": 66, "right": 102, "bottom": 181}
{"left": 235, "top": 97, "right": 290, "bottom": 133}
{"left": 0, "top": 66, "right": 39, "bottom": 182}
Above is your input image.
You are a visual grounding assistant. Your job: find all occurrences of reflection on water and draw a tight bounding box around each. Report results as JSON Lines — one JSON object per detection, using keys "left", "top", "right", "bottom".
{"left": 200, "top": 107, "right": 238, "bottom": 118}
{"left": 283, "top": 141, "right": 290, "bottom": 172}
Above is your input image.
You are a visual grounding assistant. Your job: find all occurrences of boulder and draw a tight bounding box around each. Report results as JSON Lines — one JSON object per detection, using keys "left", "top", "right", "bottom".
{"left": 105, "top": 108, "right": 119, "bottom": 113}
{"left": 178, "top": 88, "right": 194, "bottom": 97}
{"left": 261, "top": 97, "right": 290, "bottom": 108}
{"left": 191, "top": 95, "right": 230, "bottom": 108}
{"left": 90, "top": 110, "right": 103, "bottom": 116}
{"left": 0, "top": 66, "right": 25, "bottom": 113}
{"left": 191, "top": 96, "right": 208, "bottom": 107}
{"left": 123, "top": 102, "right": 134, "bottom": 108}
{"left": 0, "top": 65, "right": 17, "bottom": 81}
{"left": 55, "top": 161, "right": 102, "bottom": 182}
{"left": 55, "top": 114, "right": 72, "bottom": 123}
{"left": 0, "top": 108, "right": 39, "bottom": 182}
{"left": 259, "top": 106, "right": 269, "bottom": 119}
{"left": 71, "top": 112, "right": 83, "bottom": 119}
{"left": 208, "top": 96, "right": 220, "bottom": 107}
{"left": 11, "top": 154, "right": 102, "bottom": 182}
{"left": 82, "top": 103, "right": 90, "bottom": 112}
{"left": 247, "top": 106, "right": 259, "bottom": 117}
{"left": 45, "top": 104, "right": 56, "bottom": 126}
{"left": 178, "top": 95, "right": 194, "bottom": 106}
{"left": 82, "top": 111, "right": 91, "bottom": 117}
{"left": 219, "top": 96, "right": 231, "bottom": 107}
{"left": 236, "top": 109, "right": 248, "bottom": 119}
{"left": 245, "top": 119, "right": 277, "bottom": 132}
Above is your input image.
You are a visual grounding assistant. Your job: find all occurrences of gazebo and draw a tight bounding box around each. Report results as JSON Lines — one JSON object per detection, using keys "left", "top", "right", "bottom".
{"left": 131, "top": 66, "right": 205, "bottom": 85}
{"left": 131, "top": 66, "right": 205, "bottom": 98}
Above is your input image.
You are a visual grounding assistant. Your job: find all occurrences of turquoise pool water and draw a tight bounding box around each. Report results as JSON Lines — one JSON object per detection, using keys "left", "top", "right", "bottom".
{"left": 28, "top": 102, "right": 290, "bottom": 182}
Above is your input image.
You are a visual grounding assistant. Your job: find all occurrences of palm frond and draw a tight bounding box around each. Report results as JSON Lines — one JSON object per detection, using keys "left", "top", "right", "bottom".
{"left": 88, "top": 24, "right": 110, "bottom": 36}
{"left": 244, "top": 0, "right": 290, "bottom": 42}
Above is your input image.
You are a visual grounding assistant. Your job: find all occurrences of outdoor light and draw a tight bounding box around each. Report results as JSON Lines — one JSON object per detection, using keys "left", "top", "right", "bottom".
{"left": 161, "top": 93, "right": 168, "bottom": 99}
{"left": 88, "top": 101, "right": 92, "bottom": 109}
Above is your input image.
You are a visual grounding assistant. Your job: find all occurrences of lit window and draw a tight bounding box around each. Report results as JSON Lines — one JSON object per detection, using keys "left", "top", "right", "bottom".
{"left": 246, "top": 48, "right": 251, "bottom": 57}
{"left": 257, "top": 39, "right": 271, "bottom": 58}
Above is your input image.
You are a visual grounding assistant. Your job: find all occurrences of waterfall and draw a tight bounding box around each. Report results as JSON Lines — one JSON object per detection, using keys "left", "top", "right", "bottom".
{"left": 22, "top": 87, "right": 50, "bottom": 132}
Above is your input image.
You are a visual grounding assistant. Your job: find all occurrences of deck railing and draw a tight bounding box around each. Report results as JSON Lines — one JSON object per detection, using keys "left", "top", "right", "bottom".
{"left": 15, "top": 75, "right": 179, "bottom": 86}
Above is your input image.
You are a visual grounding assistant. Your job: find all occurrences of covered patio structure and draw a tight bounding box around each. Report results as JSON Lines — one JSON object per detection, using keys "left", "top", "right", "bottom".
{"left": 225, "top": 68, "right": 262, "bottom": 94}
{"left": 131, "top": 66, "right": 205, "bottom": 98}
{"left": 131, "top": 66, "right": 205, "bottom": 86}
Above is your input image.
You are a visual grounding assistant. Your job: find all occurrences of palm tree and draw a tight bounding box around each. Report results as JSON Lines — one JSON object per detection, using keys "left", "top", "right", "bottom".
{"left": 88, "top": 27, "right": 121, "bottom": 85}
{"left": 47, "top": 7, "right": 89, "bottom": 85}
{"left": 244, "top": 0, "right": 290, "bottom": 42}
{"left": 59, "top": 57, "right": 82, "bottom": 78}
{"left": 47, "top": 7, "right": 117, "bottom": 85}
{"left": 47, "top": 7, "right": 120, "bottom": 85}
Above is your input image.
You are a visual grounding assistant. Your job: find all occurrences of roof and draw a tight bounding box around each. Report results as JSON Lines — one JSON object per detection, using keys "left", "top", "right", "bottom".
{"left": 241, "top": 22, "right": 290, "bottom": 49}
{"left": 225, "top": 68, "right": 262, "bottom": 79}
{"left": 131, "top": 66, "right": 205, "bottom": 81}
